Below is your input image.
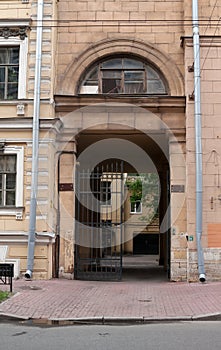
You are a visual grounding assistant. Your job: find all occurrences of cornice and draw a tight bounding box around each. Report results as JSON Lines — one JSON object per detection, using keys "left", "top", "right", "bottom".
{"left": 0, "top": 19, "right": 31, "bottom": 40}
{"left": 180, "top": 35, "right": 221, "bottom": 47}
{"left": 54, "top": 95, "right": 186, "bottom": 113}
{"left": 0, "top": 118, "right": 63, "bottom": 132}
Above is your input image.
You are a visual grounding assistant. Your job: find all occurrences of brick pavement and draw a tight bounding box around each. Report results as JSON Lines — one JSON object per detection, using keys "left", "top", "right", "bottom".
{"left": 0, "top": 277, "right": 221, "bottom": 322}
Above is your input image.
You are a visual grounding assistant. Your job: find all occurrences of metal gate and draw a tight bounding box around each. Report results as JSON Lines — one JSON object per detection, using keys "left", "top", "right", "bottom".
{"left": 74, "top": 161, "right": 124, "bottom": 280}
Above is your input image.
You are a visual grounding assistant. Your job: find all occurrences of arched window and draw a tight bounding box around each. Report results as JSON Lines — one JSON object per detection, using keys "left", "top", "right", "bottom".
{"left": 79, "top": 57, "right": 167, "bottom": 95}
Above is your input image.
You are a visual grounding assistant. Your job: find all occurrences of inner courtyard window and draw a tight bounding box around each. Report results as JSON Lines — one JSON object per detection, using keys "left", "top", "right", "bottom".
{"left": 79, "top": 57, "right": 167, "bottom": 95}
{"left": 100, "top": 180, "right": 112, "bottom": 204}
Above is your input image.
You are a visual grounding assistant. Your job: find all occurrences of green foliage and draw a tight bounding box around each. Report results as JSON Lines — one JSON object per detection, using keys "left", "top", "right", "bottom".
{"left": 126, "top": 173, "right": 160, "bottom": 223}
{"left": 0, "top": 290, "right": 10, "bottom": 302}
{"left": 126, "top": 176, "right": 142, "bottom": 202}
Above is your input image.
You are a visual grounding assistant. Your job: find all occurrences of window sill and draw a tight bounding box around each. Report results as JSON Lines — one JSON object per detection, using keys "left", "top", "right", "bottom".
{"left": 0, "top": 99, "right": 28, "bottom": 105}
{"left": 0, "top": 207, "right": 24, "bottom": 220}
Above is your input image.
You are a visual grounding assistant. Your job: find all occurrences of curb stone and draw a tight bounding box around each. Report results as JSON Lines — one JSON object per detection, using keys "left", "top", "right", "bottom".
{"left": 1, "top": 313, "right": 221, "bottom": 325}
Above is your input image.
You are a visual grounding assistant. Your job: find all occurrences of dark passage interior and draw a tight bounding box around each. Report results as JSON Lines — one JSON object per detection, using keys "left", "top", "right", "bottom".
{"left": 74, "top": 128, "right": 170, "bottom": 281}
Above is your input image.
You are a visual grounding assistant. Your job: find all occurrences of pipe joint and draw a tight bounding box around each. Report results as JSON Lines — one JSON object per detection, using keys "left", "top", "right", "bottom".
{"left": 24, "top": 270, "right": 32, "bottom": 280}
{"left": 199, "top": 273, "right": 206, "bottom": 283}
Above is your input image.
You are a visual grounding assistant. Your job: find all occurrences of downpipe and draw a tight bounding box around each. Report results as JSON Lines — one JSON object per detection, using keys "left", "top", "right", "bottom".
{"left": 192, "top": 0, "right": 206, "bottom": 282}
{"left": 25, "top": 0, "right": 44, "bottom": 279}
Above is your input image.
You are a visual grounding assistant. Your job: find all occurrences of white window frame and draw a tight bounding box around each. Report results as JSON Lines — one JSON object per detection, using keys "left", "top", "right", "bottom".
{"left": 130, "top": 200, "right": 142, "bottom": 214}
{"left": 100, "top": 180, "right": 112, "bottom": 206}
{"left": 0, "top": 37, "right": 28, "bottom": 99}
{"left": 0, "top": 146, "right": 24, "bottom": 216}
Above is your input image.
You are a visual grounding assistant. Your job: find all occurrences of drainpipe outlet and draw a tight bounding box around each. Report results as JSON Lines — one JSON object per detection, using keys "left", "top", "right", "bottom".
{"left": 25, "top": 270, "right": 32, "bottom": 280}
{"left": 199, "top": 273, "right": 206, "bottom": 283}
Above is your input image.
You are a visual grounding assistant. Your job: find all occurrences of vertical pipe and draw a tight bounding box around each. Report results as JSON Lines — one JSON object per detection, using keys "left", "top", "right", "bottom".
{"left": 192, "top": 0, "right": 206, "bottom": 282}
{"left": 25, "top": 0, "right": 44, "bottom": 279}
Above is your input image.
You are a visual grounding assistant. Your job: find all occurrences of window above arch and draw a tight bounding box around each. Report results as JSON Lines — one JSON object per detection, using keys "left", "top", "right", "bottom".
{"left": 79, "top": 57, "right": 167, "bottom": 95}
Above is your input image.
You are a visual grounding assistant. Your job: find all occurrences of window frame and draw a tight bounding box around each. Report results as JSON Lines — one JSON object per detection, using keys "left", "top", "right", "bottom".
{"left": 130, "top": 200, "right": 142, "bottom": 214}
{"left": 0, "top": 153, "right": 17, "bottom": 206}
{"left": 100, "top": 180, "right": 112, "bottom": 206}
{"left": 0, "top": 146, "right": 24, "bottom": 215}
{"left": 79, "top": 57, "right": 167, "bottom": 95}
{"left": 0, "top": 37, "right": 28, "bottom": 99}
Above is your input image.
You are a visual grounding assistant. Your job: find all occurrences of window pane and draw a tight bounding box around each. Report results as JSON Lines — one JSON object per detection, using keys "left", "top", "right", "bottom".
{"left": 0, "top": 48, "right": 8, "bottom": 64}
{"left": 0, "top": 174, "right": 2, "bottom": 187}
{"left": 0, "top": 157, "right": 4, "bottom": 172}
{"left": 81, "top": 67, "right": 98, "bottom": 93}
{"left": 102, "top": 58, "right": 122, "bottom": 69}
{"left": 102, "top": 71, "right": 121, "bottom": 79}
{"left": 8, "top": 66, "right": 19, "bottom": 82}
{"left": 7, "top": 83, "right": 18, "bottom": 99}
{"left": 6, "top": 174, "right": 16, "bottom": 189}
{"left": 146, "top": 66, "right": 160, "bottom": 79}
{"left": 83, "top": 80, "right": 98, "bottom": 86}
{"left": 0, "top": 84, "right": 5, "bottom": 99}
{"left": 0, "top": 67, "right": 5, "bottom": 82}
{"left": 125, "top": 82, "right": 144, "bottom": 94}
{"left": 124, "top": 71, "right": 143, "bottom": 80}
{"left": 8, "top": 48, "right": 19, "bottom": 64}
{"left": 123, "top": 58, "right": 143, "bottom": 69}
{"left": 0, "top": 190, "right": 2, "bottom": 205}
{"left": 147, "top": 80, "right": 166, "bottom": 93}
{"left": 5, "top": 155, "right": 16, "bottom": 172}
{"left": 131, "top": 200, "right": 142, "bottom": 213}
{"left": 80, "top": 85, "right": 98, "bottom": 93}
{"left": 102, "top": 79, "right": 121, "bottom": 93}
{"left": 131, "top": 202, "right": 135, "bottom": 212}
{"left": 6, "top": 191, "right": 15, "bottom": 206}
{"left": 136, "top": 201, "right": 141, "bottom": 212}
{"left": 100, "top": 181, "right": 111, "bottom": 203}
{"left": 84, "top": 66, "right": 98, "bottom": 81}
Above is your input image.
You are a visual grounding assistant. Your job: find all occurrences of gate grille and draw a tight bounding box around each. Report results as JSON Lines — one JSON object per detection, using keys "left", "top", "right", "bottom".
{"left": 74, "top": 161, "right": 124, "bottom": 280}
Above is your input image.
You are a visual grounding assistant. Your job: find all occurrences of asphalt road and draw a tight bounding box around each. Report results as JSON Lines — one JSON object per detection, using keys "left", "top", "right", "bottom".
{"left": 0, "top": 321, "right": 221, "bottom": 350}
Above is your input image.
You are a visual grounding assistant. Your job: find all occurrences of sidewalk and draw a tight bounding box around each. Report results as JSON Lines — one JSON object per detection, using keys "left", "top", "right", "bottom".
{"left": 1, "top": 275, "right": 221, "bottom": 323}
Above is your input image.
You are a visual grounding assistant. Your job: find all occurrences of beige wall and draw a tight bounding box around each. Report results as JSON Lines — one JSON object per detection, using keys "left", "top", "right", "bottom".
{"left": 54, "top": 0, "right": 190, "bottom": 281}
{"left": 1, "top": 1, "right": 221, "bottom": 280}
{"left": 56, "top": 0, "right": 185, "bottom": 95}
{"left": 0, "top": 0, "right": 57, "bottom": 279}
{"left": 184, "top": 36, "right": 221, "bottom": 281}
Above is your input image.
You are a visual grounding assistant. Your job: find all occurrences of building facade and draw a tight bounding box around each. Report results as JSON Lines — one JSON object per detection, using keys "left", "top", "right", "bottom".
{"left": 0, "top": 0, "right": 221, "bottom": 281}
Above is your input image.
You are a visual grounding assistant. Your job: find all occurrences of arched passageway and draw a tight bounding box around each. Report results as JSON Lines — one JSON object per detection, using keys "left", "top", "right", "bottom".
{"left": 74, "top": 127, "right": 170, "bottom": 281}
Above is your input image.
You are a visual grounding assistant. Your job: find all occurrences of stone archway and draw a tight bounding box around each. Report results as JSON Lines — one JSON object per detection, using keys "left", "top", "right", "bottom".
{"left": 59, "top": 38, "right": 184, "bottom": 96}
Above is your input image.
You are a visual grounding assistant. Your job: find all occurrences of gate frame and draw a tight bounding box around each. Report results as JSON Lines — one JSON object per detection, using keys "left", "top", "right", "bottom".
{"left": 74, "top": 161, "right": 124, "bottom": 281}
